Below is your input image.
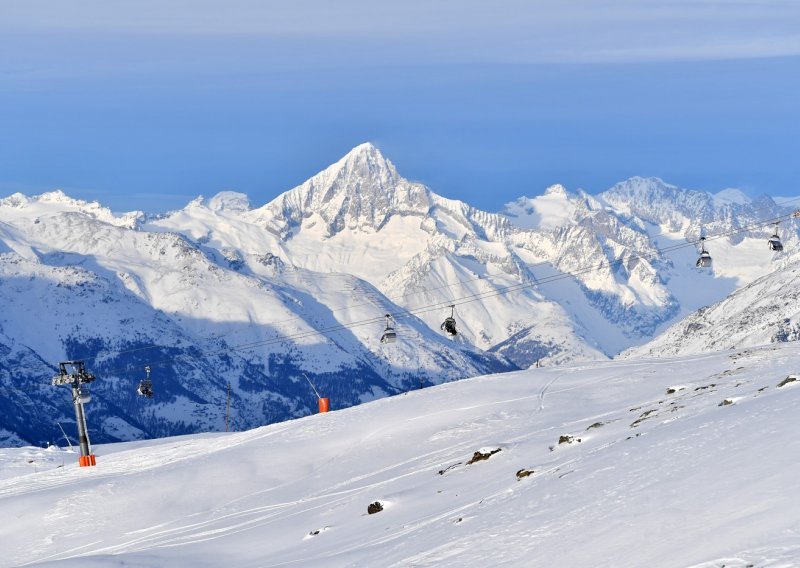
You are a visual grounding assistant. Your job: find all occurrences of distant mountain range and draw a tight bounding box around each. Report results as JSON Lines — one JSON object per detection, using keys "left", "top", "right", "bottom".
{"left": 1, "top": 142, "right": 797, "bottom": 446}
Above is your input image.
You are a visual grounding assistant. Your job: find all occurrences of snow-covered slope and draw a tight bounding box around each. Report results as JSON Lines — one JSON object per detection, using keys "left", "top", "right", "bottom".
{"left": 500, "top": 183, "right": 581, "bottom": 230}
{"left": 2, "top": 345, "right": 799, "bottom": 567}
{"left": 625, "top": 254, "right": 800, "bottom": 357}
{"left": 0, "top": 187, "right": 513, "bottom": 447}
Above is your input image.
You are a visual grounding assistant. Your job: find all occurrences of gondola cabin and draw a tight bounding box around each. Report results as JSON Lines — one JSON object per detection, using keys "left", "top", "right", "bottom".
{"left": 768, "top": 223, "right": 784, "bottom": 251}
{"left": 137, "top": 379, "right": 153, "bottom": 398}
{"left": 440, "top": 304, "right": 458, "bottom": 336}
{"left": 696, "top": 236, "right": 713, "bottom": 268}
{"left": 380, "top": 314, "right": 397, "bottom": 344}
{"left": 380, "top": 329, "right": 397, "bottom": 344}
{"left": 696, "top": 252, "right": 713, "bottom": 268}
{"left": 441, "top": 317, "right": 457, "bottom": 336}
{"left": 137, "top": 366, "right": 154, "bottom": 398}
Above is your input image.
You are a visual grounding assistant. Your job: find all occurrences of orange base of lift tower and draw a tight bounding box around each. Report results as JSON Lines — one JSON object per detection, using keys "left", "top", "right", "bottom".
{"left": 318, "top": 398, "right": 330, "bottom": 413}
{"left": 78, "top": 455, "right": 97, "bottom": 467}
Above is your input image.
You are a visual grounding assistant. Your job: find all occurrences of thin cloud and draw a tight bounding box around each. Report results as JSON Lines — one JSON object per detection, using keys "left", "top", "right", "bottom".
{"left": 2, "top": 0, "right": 799, "bottom": 63}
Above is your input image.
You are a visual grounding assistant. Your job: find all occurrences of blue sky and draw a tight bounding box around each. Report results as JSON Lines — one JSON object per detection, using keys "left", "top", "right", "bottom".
{"left": 1, "top": 1, "right": 799, "bottom": 212}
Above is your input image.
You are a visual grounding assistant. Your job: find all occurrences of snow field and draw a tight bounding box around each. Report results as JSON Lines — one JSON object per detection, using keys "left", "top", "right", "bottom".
{"left": 2, "top": 343, "right": 799, "bottom": 567}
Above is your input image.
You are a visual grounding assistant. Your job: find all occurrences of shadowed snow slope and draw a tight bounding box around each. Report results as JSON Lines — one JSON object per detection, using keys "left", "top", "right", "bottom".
{"left": 2, "top": 344, "right": 799, "bottom": 567}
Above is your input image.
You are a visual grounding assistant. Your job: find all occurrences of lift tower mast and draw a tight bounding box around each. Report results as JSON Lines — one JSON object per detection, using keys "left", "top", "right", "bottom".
{"left": 52, "top": 361, "right": 97, "bottom": 467}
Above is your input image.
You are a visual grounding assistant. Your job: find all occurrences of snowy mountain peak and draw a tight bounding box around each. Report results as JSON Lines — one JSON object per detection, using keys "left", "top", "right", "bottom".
{"left": 341, "top": 141, "right": 389, "bottom": 163}
{"left": 714, "top": 188, "right": 752, "bottom": 206}
{"left": 601, "top": 176, "right": 788, "bottom": 238}
{"left": 500, "top": 184, "right": 579, "bottom": 230}
{"left": 0, "top": 192, "right": 31, "bottom": 208}
{"left": 185, "top": 195, "right": 206, "bottom": 208}
{"left": 250, "top": 142, "right": 430, "bottom": 237}
{"left": 207, "top": 191, "right": 251, "bottom": 214}
{"left": 604, "top": 176, "right": 677, "bottom": 199}
{"left": 600, "top": 176, "right": 713, "bottom": 232}
{"left": 325, "top": 141, "right": 400, "bottom": 188}
{"left": 346, "top": 141, "right": 380, "bottom": 155}
{"left": 0, "top": 189, "right": 143, "bottom": 229}
{"left": 4, "top": 188, "right": 102, "bottom": 211}
{"left": 35, "top": 189, "right": 76, "bottom": 204}
{"left": 544, "top": 183, "right": 569, "bottom": 196}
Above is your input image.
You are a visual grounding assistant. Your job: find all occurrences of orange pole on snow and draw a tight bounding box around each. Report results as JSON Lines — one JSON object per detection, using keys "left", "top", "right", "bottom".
{"left": 78, "top": 455, "right": 97, "bottom": 467}
{"left": 303, "top": 374, "right": 330, "bottom": 414}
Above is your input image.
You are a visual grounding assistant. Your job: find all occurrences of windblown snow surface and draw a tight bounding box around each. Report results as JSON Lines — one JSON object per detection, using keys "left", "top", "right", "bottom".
{"left": 2, "top": 343, "right": 799, "bottom": 567}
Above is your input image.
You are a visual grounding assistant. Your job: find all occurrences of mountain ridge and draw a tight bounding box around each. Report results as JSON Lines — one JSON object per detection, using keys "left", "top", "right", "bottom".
{"left": 2, "top": 142, "right": 799, "bottom": 447}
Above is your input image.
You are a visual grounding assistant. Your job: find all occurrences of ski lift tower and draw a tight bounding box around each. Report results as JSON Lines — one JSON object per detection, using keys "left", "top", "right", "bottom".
{"left": 52, "top": 361, "right": 97, "bottom": 467}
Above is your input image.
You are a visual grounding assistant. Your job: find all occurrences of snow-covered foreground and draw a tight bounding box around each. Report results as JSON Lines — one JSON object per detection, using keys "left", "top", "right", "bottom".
{"left": 2, "top": 345, "right": 800, "bottom": 568}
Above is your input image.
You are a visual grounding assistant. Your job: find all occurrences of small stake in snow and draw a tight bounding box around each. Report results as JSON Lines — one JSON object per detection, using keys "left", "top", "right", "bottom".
{"left": 303, "top": 373, "right": 329, "bottom": 413}
{"left": 225, "top": 382, "right": 231, "bottom": 432}
{"left": 56, "top": 422, "right": 73, "bottom": 451}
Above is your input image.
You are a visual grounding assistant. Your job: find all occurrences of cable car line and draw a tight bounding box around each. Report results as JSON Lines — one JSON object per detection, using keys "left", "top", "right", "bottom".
{"left": 78, "top": 208, "right": 800, "bottom": 367}
{"left": 67, "top": 207, "right": 800, "bottom": 380}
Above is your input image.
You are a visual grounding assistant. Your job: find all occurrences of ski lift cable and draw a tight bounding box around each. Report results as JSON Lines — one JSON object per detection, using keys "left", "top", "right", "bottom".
{"left": 386, "top": 211, "right": 800, "bottom": 319}
{"left": 242, "top": 208, "right": 781, "bottom": 337}
{"left": 9, "top": 205, "right": 800, "bottom": 394}
{"left": 92, "top": 209, "right": 800, "bottom": 377}
{"left": 91, "top": 208, "right": 800, "bottom": 378}
{"left": 88, "top": 204, "right": 779, "bottom": 366}
{"left": 78, "top": 268, "right": 558, "bottom": 366}
{"left": 77, "top": 206, "right": 800, "bottom": 366}
{"left": 96, "top": 314, "right": 391, "bottom": 376}
{"left": 45, "top": 206, "right": 800, "bottom": 388}
{"left": 309, "top": 211, "right": 800, "bottom": 325}
{"left": 36, "top": 206, "right": 795, "bottom": 385}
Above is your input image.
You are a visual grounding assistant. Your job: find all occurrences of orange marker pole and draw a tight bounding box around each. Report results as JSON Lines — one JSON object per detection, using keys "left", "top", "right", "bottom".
{"left": 303, "top": 374, "right": 330, "bottom": 413}
{"left": 78, "top": 455, "right": 97, "bottom": 467}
